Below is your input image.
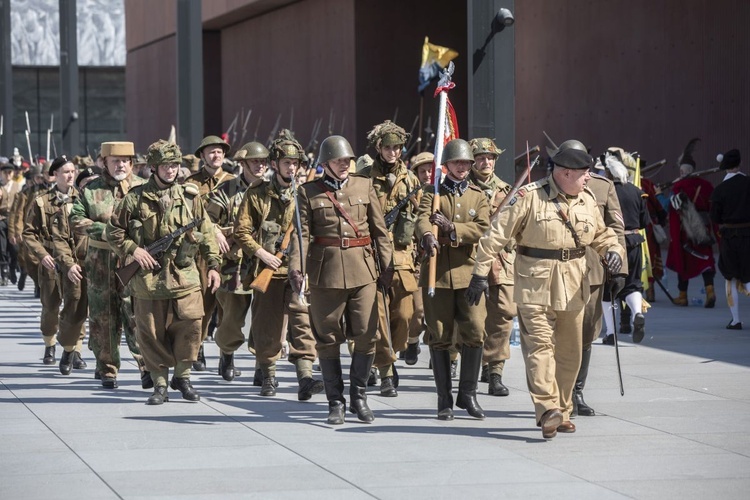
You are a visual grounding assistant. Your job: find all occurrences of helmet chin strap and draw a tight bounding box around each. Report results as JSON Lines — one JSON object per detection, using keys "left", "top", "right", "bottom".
{"left": 154, "top": 168, "right": 176, "bottom": 186}
{"left": 324, "top": 164, "right": 346, "bottom": 181}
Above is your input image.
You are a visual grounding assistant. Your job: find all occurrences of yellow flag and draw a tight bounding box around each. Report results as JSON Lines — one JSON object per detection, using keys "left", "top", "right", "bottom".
{"left": 421, "top": 37, "right": 458, "bottom": 69}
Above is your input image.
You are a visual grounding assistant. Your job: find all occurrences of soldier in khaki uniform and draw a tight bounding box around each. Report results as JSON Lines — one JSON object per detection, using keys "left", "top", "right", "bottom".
{"left": 416, "top": 139, "right": 491, "bottom": 421}
{"left": 466, "top": 138, "right": 517, "bottom": 397}
{"left": 1, "top": 162, "right": 23, "bottom": 286}
{"left": 360, "top": 120, "right": 421, "bottom": 397}
{"left": 288, "top": 135, "right": 393, "bottom": 425}
{"left": 468, "top": 139, "right": 625, "bottom": 439}
{"left": 106, "top": 140, "right": 222, "bottom": 405}
{"left": 187, "top": 135, "right": 234, "bottom": 371}
{"left": 234, "top": 137, "right": 325, "bottom": 400}
{"left": 22, "top": 156, "right": 88, "bottom": 368}
{"left": 205, "top": 141, "right": 268, "bottom": 383}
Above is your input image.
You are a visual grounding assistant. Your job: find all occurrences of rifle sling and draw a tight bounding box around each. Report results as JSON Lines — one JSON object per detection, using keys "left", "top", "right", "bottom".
{"left": 544, "top": 183, "right": 583, "bottom": 248}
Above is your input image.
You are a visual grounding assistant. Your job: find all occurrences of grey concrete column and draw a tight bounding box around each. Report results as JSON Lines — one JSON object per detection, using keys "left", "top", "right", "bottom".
{"left": 467, "top": 0, "right": 515, "bottom": 181}
{"left": 60, "top": 0, "right": 80, "bottom": 156}
{"left": 176, "top": 0, "right": 203, "bottom": 152}
{"left": 0, "top": 0, "right": 13, "bottom": 156}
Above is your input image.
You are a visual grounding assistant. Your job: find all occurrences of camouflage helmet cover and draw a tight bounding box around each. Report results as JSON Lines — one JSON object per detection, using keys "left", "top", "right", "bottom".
{"left": 367, "top": 120, "right": 409, "bottom": 149}
{"left": 146, "top": 140, "right": 183, "bottom": 166}
{"left": 194, "top": 135, "right": 230, "bottom": 157}
{"left": 468, "top": 137, "right": 505, "bottom": 158}
{"left": 233, "top": 142, "right": 270, "bottom": 161}
{"left": 270, "top": 137, "right": 304, "bottom": 162}
{"left": 318, "top": 135, "right": 355, "bottom": 164}
{"left": 441, "top": 139, "right": 475, "bottom": 164}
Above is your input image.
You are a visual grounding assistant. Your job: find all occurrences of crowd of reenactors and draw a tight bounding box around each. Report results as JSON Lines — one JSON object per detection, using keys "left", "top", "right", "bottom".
{"left": 0, "top": 123, "right": 747, "bottom": 439}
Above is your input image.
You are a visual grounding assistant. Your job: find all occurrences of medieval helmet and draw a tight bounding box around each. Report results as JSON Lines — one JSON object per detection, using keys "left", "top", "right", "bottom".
{"left": 441, "top": 139, "right": 474, "bottom": 164}
{"left": 319, "top": 136, "right": 355, "bottom": 164}
{"left": 194, "top": 135, "right": 230, "bottom": 157}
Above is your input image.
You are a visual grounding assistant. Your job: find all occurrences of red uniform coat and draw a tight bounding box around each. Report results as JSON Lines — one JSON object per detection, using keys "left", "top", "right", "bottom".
{"left": 666, "top": 176, "right": 716, "bottom": 279}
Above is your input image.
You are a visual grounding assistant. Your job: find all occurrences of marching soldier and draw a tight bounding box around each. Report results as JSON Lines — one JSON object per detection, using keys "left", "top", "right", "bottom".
{"left": 22, "top": 156, "right": 88, "bottom": 368}
{"left": 288, "top": 135, "right": 393, "bottom": 425}
{"left": 205, "top": 141, "right": 268, "bottom": 383}
{"left": 106, "top": 140, "right": 222, "bottom": 405}
{"left": 360, "top": 120, "right": 421, "bottom": 397}
{"left": 468, "top": 139, "right": 625, "bottom": 439}
{"left": 70, "top": 142, "right": 148, "bottom": 389}
{"left": 467, "top": 137, "right": 516, "bottom": 397}
{"left": 233, "top": 137, "right": 325, "bottom": 400}
{"left": 416, "top": 139, "right": 491, "bottom": 421}
{"left": 1, "top": 162, "right": 21, "bottom": 285}
{"left": 187, "top": 135, "right": 234, "bottom": 371}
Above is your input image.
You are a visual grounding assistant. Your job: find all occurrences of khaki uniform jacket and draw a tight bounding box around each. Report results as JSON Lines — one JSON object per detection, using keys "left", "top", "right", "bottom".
{"left": 233, "top": 176, "right": 296, "bottom": 281}
{"left": 105, "top": 178, "right": 221, "bottom": 300}
{"left": 474, "top": 175, "right": 625, "bottom": 310}
{"left": 22, "top": 186, "right": 79, "bottom": 265}
{"left": 585, "top": 173, "right": 627, "bottom": 285}
{"left": 0, "top": 179, "right": 22, "bottom": 219}
{"left": 469, "top": 171, "right": 515, "bottom": 286}
{"left": 50, "top": 188, "right": 84, "bottom": 274}
{"left": 288, "top": 175, "right": 393, "bottom": 289}
{"left": 8, "top": 182, "right": 46, "bottom": 242}
{"left": 415, "top": 181, "right": 490, "bottom": 289}
{"left": 186, "top": 167, "right": 235, "bottom": 202}
{"left": 359, "top": 158, "right": 420, "bottom": 272}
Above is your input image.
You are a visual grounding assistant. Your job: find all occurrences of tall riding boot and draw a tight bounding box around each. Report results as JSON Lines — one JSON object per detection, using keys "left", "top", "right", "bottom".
{"left": 455, "top": 346, "right": 485, "bottom": 419}
{"left": 319, "top": 358, "right": 345, "bottom": 425}
{"left": 430, "top": 348, "right": 454, "bottom": 420}
{"left": 17, "top": 270, "right": 27, "bottom": 291}
{"left": 573, "top": 347, "right": 595, "bottom": 417}
{"left": 349, "top": 352, "right": 375, "bottom": 422}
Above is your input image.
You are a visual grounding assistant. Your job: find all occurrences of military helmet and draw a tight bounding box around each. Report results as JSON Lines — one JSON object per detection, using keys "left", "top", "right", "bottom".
{"left": 270, "top": 138, "right": 304, "bottom": 162}
{"left": 410, "top": 151, "right": 434, "bottom": 171}
{"left": 319, "top": 135, "right": 355, "bottom": 164}
{"left": 233, "top": 142, "right": 269, "bottom": 161}
{"left": 468, "top": 138, "right": 505, "bottom": 159}
{"left": 146, "top": 140, "right": 182, "bottom": 166}
{"left": 441, "top": 139, "right": 474, "bottom": 164}
{"left": 134, "top": 154, "right": 147, "bottom": 165}
{"left": 367, "top": 120, "right": 409, "bottom": 149}
{"left": 194, "top": 135, "right": 230, "bottom": 157}
{"left": 548, "top": 139, "right": 592, "bottom": 169}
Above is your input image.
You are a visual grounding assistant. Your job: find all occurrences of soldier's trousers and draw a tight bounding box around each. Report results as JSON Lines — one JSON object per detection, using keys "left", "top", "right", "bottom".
{"left": 408, "top": 286, "right": 424, "bottom": 344}
{"left": 197, "top": 255, "right": 221, "bottom": 341}
{"left": 133, "top": 290, "right": 203, "bottom": 372}
{"left": 18, "top": 243, "right": 39, "bottom": 287}
{"left": 250, "top": 279, "right": 315, "bottom": 375}
{"left": 517, "top": 304, "right": 584, "bottom": 423}
{"left": 373, "top": 270, "right": 417, "bottom": 369}
{"left": 57, "top": 270, "right": 88, "bottom": 351}
{"left": 309, "top": 283, "right": 378, "bottom": 359}
{"left": 482, "top": 283, "right": 516, "bottom": 375}
{"left": 85, "top": 248, "right": 144, "bottom": 378}
{"left": 37, "top": 262, "right": 60, "bottom": 341}
{"left": 423, "top": 288, "right": 486, "bottom": 351}
{"left": 214, "top": 289, "right": 252, "bottom": 353}
{"left": 582, "top": 284, "right": 604, "bottom": 349}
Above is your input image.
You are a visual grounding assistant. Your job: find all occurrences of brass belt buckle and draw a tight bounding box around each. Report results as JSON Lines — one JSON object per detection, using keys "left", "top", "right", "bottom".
{"left": 341, "top": 237, "right": 350, "bottom": 248}
{"left": 561, "top": 248, "right": 570, "bottom": 261}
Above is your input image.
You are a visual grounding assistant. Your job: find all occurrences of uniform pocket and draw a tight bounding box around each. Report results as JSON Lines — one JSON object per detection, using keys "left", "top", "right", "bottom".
{"left": 306, "top": 244, "right": 325, "bottom": 286}
{"left": 173, "top": 291, "right": 204, "bottom": 320}
{"left": 516, "top": 262, "right": 551, "bottom": 304}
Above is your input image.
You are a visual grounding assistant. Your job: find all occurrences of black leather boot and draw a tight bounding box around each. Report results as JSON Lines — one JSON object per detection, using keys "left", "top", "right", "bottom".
{"left": 455, "top": 346, "right": 485, "bottom": 419}
{"left": 218, "top": 352, "right": 236, "bottom": 381}
{"left": 430, "top": 348, "right": 454, "bottom": 420}
{"left": 253, "top": 368, "right": 263, "bottom": 386}
{"left": 141, "top": 371, "right": 154, "bottom": 389}
{"left": 319, "top": 358, "right": 345, "bottom": 425}
{"left": 297, "top": 377, "right": 324, "bottom": 401}
{"left": 59, "top": 350, "right": 73, "bottom": 375}
{"left": 349, "top": 352, "right": 375, "bottom": 422}
{"left": 404, "top": 342, "right": 420, "bottom": 365}
{"left": 170, "top": 376, "right": 200, "bottom": 401}
{"left": 573, "top": 347, "right": 595, "bottom": 417}
{"left": 72, "top": 352, "right": 87, "bottom": 369}
{"left": 147, "top": 386, "right": 169, "bottom": 405}
{"left": 43, "top": 345, "right": 56, "bottom": 365}
{"left": 488, "top": 373, "right": 509, "bottom": 396}
{"left": 17, "top": 270, "right": 27, "bottom": 291}
{"left": 192, "top": 344, "right": 206, "bottom": 371}
{"left": 260, "top": 376, "right": 277, "bottom": 396}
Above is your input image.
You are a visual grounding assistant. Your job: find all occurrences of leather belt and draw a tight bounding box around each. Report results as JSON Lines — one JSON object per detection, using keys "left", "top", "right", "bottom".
{"left": 437, "top": 236, "right": 459, "bottom": 247}
{"left": 517, "top": 245, "right": 586, "bottom": 261}
{"left": 313, "top": 236, "right": 371, "bottom": 248}
{"left": 87, "top": 239, "right": 112, "bottom": 250}
{"left": 623, "top": 229, "right": 641, "bottom": 235}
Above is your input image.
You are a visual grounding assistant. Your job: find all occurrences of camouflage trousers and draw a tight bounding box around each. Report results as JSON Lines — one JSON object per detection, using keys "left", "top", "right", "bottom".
{"left": 85, "top": 248, "right": 144, "bottom": 378}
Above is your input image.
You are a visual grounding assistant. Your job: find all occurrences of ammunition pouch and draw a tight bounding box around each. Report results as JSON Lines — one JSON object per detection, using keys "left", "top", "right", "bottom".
{"left": 260, "top": 220, "right": 281, "bottom": 253}
{"left": 393, "top": 210, "right": 417, "bottom": 247}
{"left": 174, "top": 231, "right": 203, "bottom": 268}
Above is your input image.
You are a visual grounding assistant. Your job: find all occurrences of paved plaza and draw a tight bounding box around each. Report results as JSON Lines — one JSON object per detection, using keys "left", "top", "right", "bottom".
{"left": 1, "top": 267, "right": 750, "bottom": 499}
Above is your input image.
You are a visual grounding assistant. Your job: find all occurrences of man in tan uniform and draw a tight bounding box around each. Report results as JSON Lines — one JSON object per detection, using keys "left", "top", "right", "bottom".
{"left": 187, "top": 135, "right": 234, "bottom": 371}
{"left": 416, "top": 139, "right": 491, "bottom": 421}
{"left": 205, "top": 141, "right": 268, "bottom": 383}
{"left": 1, "top": 162, "right": 23, "bottom": 286}
{"left": 467, "top": 138, "right": 517, "bottom": 397}
{"left": 106, "top": 140, "right": 222, "bottom": 405}
{"left": 289, "top": 135, "right": 393, "bottom": 425}
{"left": 360, "top": 120, "right": 421, "bottom": 397}
{"left": 468, "top": 140, "right": 625, "bottom": 439}
{"left": 22, "top": 156, "right": 88, "bottom": 368}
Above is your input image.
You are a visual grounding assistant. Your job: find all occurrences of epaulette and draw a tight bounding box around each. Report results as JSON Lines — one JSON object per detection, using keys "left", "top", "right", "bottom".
{"left": 183, "top": 182, "right": 200, "bottom": 197}
{"left": 589, "top": 172, "right": 608, "bottom": 181}
{"left": 467, "top": 183, "right": 483, "bottom": 193}
{"left": 522, "top": 179, "right": 546, "bottom": 192}
{"left": 350, "top": 172, "right": 369, "bottom": 179}
{"left": 581, "top": 185, "right": 597, "bottom": 199}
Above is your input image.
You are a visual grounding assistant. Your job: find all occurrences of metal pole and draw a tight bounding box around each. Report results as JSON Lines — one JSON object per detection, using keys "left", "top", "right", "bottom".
{"left": 60, "top": 0, "right": 80, "bottom": 156}
{"left": 176, "top": 0, "right": 204, "bottom": 151}
{"left": 0, "top": 0, "right": 13, "bottom": 155}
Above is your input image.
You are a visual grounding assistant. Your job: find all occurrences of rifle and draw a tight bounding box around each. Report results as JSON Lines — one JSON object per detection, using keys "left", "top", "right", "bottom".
{"left": 290, "top": 173, "right": 309, "bottom": 305}
{"left": 249, "top": 222, "right": 295, "bottom": 293}
{"left": 640, "top": 159, "right": 666, "bottom": 176}
{"left": 384, "top": 185, "right": 422, "bottom": 227}
{"left": 513, "top": 145, "right": 540, "bottom": 167}
{"left": 25, "top": 111, "right": 34, "bottom": 165}
{"left": 238, "top": 109, "right": 252, "bottom": 146}
{"left": 657, "top": 167, "right": 720, "bottom": 191}
{"left": 266, "top": 113, "right": 282, "bottom": 146}
{"left": 115, "top": 217, "right": 204, "bottom": 287}
{"left": 492, "top": 155, "right": 540, "bottom": 220}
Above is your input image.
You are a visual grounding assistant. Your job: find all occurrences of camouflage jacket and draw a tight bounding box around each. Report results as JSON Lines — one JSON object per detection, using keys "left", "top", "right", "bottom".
{"left": 233, "top": 175, "right": 296, "bottom": 282}
{"left": 22, "top": 186, "right": 79, "bottom": 268}
{"left": 105, "top": 177, "right": 221, "bottom": 300}
{"left": 205, "top": 173, "right": 262, "bottom": 292}
{"left": 468, "top": 171, "right": 515, "bottom": 286}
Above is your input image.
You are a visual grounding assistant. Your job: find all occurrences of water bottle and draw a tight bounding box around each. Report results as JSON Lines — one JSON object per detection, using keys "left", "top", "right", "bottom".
{"left": 510, "top": 317, "right": 521, "bottom": 346}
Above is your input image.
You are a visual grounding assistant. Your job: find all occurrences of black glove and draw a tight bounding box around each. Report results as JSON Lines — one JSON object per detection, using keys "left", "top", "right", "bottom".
{"left": 610, "top": 275, "right": 626, "bottom": 299}
{"left": 429, "top": 211, "right": 455, "bottom": 236}
{"left": 421, "top": 233, "right": 440, "bottom": 257}
{"left": 289, "top": 269, "right": 304, "bottom": 295}
{"left": 377, "top": 266, "right": 394, "bottom": 290}
{"left": 465, "top": 275, "right": 489, "bottom": 306}
{"left": 605, "top": 251, "right": 622, "bottom": 275}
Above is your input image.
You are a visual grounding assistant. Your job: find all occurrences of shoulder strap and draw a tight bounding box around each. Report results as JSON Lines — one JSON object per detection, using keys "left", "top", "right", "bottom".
{"left": 323, "top": 190, "right": 362, "bottom": 238}
{"left": 544, "top": 183, "right": 583, "bottom": 248}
